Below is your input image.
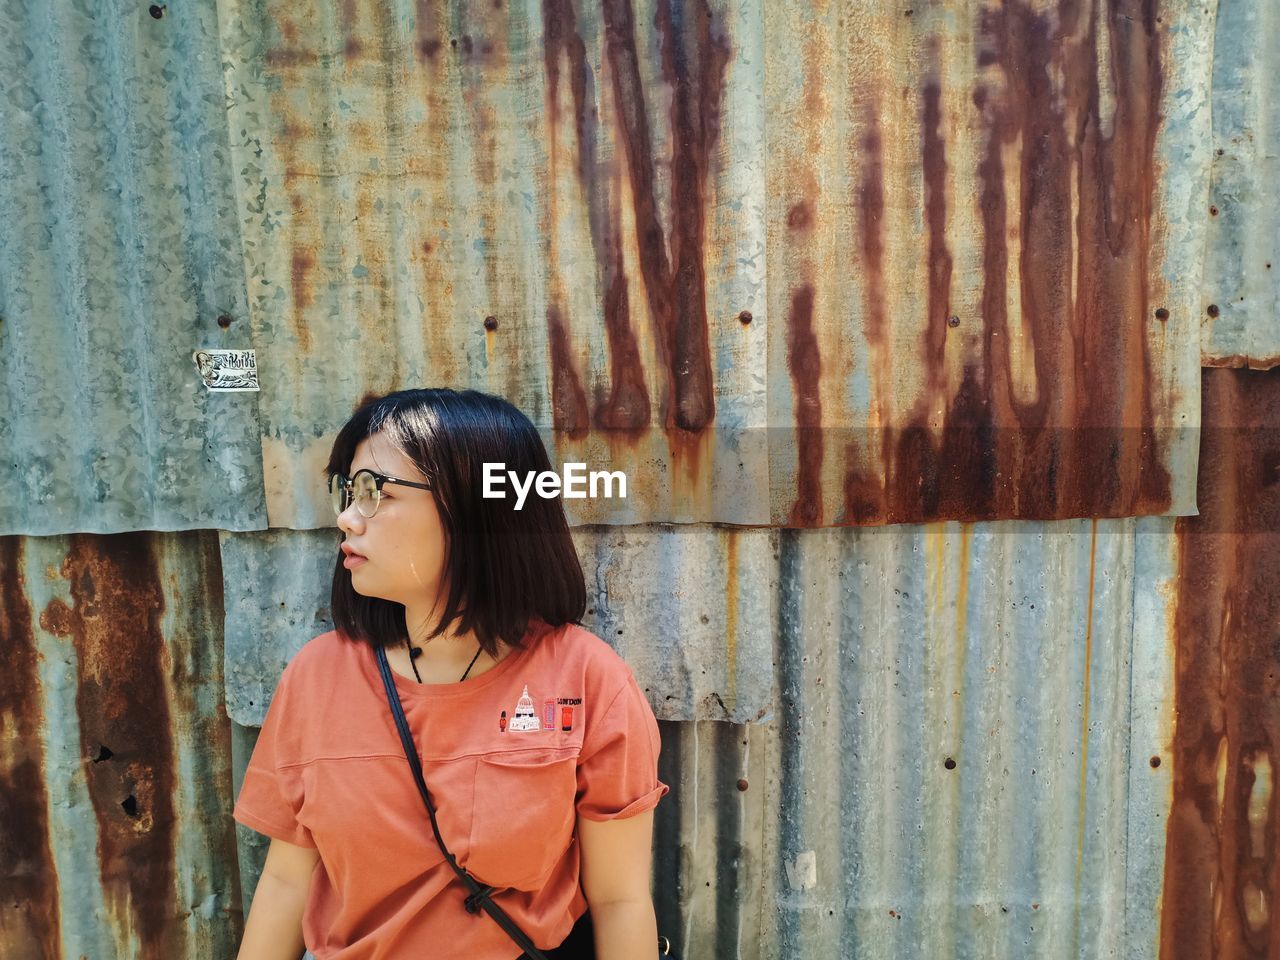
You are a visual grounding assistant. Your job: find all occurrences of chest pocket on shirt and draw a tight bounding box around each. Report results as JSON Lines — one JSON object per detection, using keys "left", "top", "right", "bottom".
{"left": 466, "top": 750, "right": 578, "bottom": 891}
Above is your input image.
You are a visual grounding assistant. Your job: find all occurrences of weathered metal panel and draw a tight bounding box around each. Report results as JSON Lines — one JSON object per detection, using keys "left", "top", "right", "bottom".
{"left": 1201, "top": 0, "right": 1280, "bottom": 371}
{"left": 1126, "top": 514, "right": 1179, "bottom": 960}
{"left": 0, "top": 0, "right": 266, "bottom": 538}
{"left": 0, "top": 531, "right": 241, "bottom": 960}
{"left": 752, "top": 518, "right": 1158, "bottom": 960}
{"left": 215, "top": 0, "right": 768, "bottom": 529}
{"left": 0, "top": 540, "right": 61, "bottom": 960}
{"left": 230, "top": 720, "right": 272, "bottom": 929}
{"left": 8, "top": 2, "right": 1276, "bottom": 959}
{"left": 214, "top": 0, "right": 1203, "bottom": 531}
{"left": 764, "top": 0, "right": 1206, "bottom": 527}
{"left": 558, "top": 517, "right": 1183, "bottom": 960}
{"left": 219, "top": 524, "right": 776, "bottom": 725}
{"left": 1162, "top": 367, "right": 1280, "bottom": 959}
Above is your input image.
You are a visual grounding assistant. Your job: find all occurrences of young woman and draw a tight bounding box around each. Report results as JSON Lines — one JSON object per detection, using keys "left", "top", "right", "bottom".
{"left": 233, "top": 388, "right": 669, "bottom": 959}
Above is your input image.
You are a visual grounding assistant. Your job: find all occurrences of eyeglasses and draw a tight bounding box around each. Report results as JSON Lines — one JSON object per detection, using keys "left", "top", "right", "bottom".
{"left": 329, "top": 469, "right": 433, "bottom": 519}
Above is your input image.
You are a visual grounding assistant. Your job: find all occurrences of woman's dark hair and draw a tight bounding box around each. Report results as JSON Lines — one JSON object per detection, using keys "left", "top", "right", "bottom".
{"left": 325, "top": 388, "right": 586, "bottom": 656}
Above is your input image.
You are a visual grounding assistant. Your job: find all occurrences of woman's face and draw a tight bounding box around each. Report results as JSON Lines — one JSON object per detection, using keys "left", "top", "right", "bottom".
{"left": 337, "top": 431, "right": 450, "bottom": 613}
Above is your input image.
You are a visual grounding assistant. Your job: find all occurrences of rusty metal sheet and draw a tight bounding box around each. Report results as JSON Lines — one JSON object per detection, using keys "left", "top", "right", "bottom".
{"left": 217, "top": 0, "right": 767, "bottom": 529}
{"left": 755, "top": 518, "right": 1153, "bottom": 959}
{"left": 642, "top": 516, "right": 1180, "bottom": 960}
{"left": 0, "top": 531, "right": 241, "bottom": 960}
{"left": 764, "top": 0, "right": 1205, "bottom": 526}
{"left": 0, "top": 539, "right": 61, "bottom": 960}
{"left": 0, "top": 0, "right": 266, "bottom": 538}
{"left": 1126, "top": 514, "right": 1180, "bottom": 958}
{"left": 216, "top": 0, "right": 1204, "bottom": 530}
{"left": 1162, "top": 367, "right": 1280, "bottom": 958}
{"left": 1200, "top": 0, "right": 1280, "bottom": 371}
{"left": 219, "top": 524, "right": 776, "bottom": 725}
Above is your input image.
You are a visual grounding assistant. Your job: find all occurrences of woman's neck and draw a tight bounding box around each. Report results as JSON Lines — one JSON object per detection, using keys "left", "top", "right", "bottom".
{"left": 385, "top": 636, "right": 509, "bottom": 685}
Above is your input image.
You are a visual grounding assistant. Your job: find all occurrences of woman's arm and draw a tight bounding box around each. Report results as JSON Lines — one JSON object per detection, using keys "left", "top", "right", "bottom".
{"left": 578, "top": 809, "right": 660, "bottom": 960}
{"left": 236, "top": 838, "right": 321, "bottom": 960}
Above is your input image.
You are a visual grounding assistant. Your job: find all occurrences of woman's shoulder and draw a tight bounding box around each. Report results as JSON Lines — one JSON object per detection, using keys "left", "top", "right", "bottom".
{"left": 280, "top": 629, "right": 358, "bottom": 684}
{"left": 538, "top": 622, "right": 636, "bottom": 690}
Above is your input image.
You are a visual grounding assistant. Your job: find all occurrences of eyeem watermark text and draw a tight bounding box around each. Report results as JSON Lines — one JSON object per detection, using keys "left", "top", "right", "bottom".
{"left": 483, "top": 463, "right": 627, "bottom": 510}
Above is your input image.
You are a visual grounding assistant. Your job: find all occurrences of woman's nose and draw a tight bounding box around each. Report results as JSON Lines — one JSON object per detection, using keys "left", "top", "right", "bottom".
{"left": 336, "top": 502, "right": 365, "bottom": 535}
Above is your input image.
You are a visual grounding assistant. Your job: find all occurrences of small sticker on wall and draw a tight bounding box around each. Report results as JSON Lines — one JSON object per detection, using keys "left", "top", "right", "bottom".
{"left": 193, "top": 349, "right": 260, "bottom": 391}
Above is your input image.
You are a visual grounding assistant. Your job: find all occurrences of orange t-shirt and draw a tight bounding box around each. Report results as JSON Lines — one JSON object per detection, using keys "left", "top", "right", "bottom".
{"left": 233, "top": 620, "right": 669, "bottom": 959}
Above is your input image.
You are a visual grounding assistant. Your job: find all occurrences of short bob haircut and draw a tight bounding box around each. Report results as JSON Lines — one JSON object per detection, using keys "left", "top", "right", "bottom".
{"left": 325, "top": 388, "right": 586, "bottom": 657}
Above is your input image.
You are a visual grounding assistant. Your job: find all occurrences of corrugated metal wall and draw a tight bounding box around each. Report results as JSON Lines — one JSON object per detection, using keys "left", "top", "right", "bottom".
{"left": 1, "top": 532, "right": 240, "bottom": 960}
{"left": 1200, "top": 0, "right": 1280, "bottom": 370}
{"left": 0, "top": 0, "right": 265, "bottom": 536}
{"left": 3, "top": 0, "right": 1279, "bottom": 958}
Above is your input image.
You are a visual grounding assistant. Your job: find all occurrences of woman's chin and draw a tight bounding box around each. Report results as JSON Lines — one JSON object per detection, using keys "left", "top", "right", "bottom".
{"left": 348, "top": 580, "right": 401, "bottom": 604}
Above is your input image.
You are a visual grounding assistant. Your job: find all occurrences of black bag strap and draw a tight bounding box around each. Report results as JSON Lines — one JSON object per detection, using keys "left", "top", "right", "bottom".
{"left": 374, "top": 645, "right": 550, "bottom": 960}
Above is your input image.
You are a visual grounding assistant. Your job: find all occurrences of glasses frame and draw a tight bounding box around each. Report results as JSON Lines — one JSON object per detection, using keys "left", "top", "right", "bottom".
{"left": 330, "top": 468, "right": 433, "bottom": 518}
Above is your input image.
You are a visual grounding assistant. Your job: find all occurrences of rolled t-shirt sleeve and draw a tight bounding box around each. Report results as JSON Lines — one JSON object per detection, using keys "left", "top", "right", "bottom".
{"left": 575, "top": 673, "right": 670, "bottom": 822}
{"left": 233, "top": 663, "right": 316, "bottom": 848}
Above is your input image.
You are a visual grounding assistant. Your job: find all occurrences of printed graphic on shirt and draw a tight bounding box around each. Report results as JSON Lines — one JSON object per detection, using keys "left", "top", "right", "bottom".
{"left": 497, "top": 688, "right": 586, "bottom": 733}
{"left": 558, "top": 701, "right": 583, "bottom": 727}
{"left": 508, "top": 684, "right": 541, "bottom": 732}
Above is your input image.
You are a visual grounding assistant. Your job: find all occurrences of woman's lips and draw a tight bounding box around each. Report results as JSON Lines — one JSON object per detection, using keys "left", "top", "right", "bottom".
{"left": 343, "top": 554, "right": 367, "bottom": 569}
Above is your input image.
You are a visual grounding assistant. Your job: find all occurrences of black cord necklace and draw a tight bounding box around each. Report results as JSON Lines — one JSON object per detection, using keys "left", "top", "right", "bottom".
{"left": 407, "top": 638, "right": 485, "bottom": 683}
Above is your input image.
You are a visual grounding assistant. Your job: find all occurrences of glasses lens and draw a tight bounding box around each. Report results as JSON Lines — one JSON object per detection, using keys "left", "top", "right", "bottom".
{"left": 330, "top": 475, "right": 349, "bottom": 517}
{"left": 354, "top": 471, "right": 379, "bottom": 518}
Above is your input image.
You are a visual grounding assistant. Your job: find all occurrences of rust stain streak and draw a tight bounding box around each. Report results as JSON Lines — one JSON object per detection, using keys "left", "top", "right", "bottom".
{"left": 844, "top": 108, "right": 888, "bottom": 524}
{"left": 543, "top": 0, "right": 592, "bottom": 186}
{"left": 541, "top": 0, "right": 592, "bottom": 440}
{"left": 596, "top": 248, "right": 652, "bottom": 433}
{"left": 888, "top": 47, "right": 980, "bottom": 525}
{"left": 787, "top": 285, "right": 822, "bottom": 526}
{"left": 921, "top": 67, "right": 954, "bottom": 383}
{"left": 786, "top": 201, "right": 812, "bottom": 232}
{"left": 938, "top": 366, "right": 999, "bottom": 521}
{"left": 857, "top": 114, "right": 887, "bottom": 349}
{"left": 58, "top": 535, "right": 179, "bottom": 960}
{"left": 1163, "top": 369, "right": 1280, "bottom": 960}
{"left": 656, "top": 0, "right": 727, "bottom": 432}
{"left": 340, "top": 0, "right": 361, "bottom": 60}
{"left": 601, "top": 0, "right": 727, "bottom": 434}
{"left": 290, "top": 252, "right": 315, "bottom": 356}
{"left": 1, "top": 539, "right": 62, "bottom": 959}
{"left": 892, "top": 51, "right": 999, "bottom": 524}
{"left": 911, "top": 0, "right": 1173, "bottom": 525}
{"left": 546, "top": 305, "right": 590, "bottom": 438}
{"left": 544, "top": 0, "right": 650, "bottom": 434}
{"left": 264, "top": 45, "right": 316, "bottom": 69}
{"left": 414, "top": 0, "right": 442, "bottom": 60}
{"left": 1093, "top": 0, "right": 1170, "bottom": 517}
{"left": 972, "top": 76, "right": 1020, "bottom": 512}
